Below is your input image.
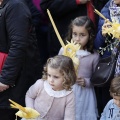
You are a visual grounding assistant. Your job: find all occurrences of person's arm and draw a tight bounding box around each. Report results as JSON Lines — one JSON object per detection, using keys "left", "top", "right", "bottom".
{"left": 0, "top": 1, "right": 31, "bottom": 86}
{"left": 100, "top": 100, "right": 112, "bottom": 120}
{"left": 94, "top": 20, "right": 106, "bottom": 50}
{"left": 94, "top": 1, "right": 111, "bottom": 50}
{"left": 81, "top": 52, "right": 100, "bottom": 87}
{"left": 100, "top": 108, "right": 107, "bottom": 120}
{"left": 76, "top": 0, "right": 90, "bottom": 4}
{"left": 40, "top": 0, "right": 87, "bottom": 17}
{"left": 25, "top": 0, "right": 42, "bottom": 26}
{"left": 64, "top": 93, "right": 75, "bottom": 120}
{"left": 92, "top": 52, "right": 100, "bottom": 72}
{"left": 25, "top": 80, "right": 43, "bottom": 108}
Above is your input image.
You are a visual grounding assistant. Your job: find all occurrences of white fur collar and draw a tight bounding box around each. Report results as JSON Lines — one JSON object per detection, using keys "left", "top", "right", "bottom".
{"left": 44, "top": 81, "right": 72, "bottom": 98}
{"left": 76, "top": 49, "right": 91, "bottom": 57}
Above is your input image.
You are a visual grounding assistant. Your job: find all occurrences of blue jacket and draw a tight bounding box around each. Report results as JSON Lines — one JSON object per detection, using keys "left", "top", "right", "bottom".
{"left": 100, "top": 99, "right": 120, "bottom": 120}
{"left": 94, "top": 0, "right": 112, "bottom": 58}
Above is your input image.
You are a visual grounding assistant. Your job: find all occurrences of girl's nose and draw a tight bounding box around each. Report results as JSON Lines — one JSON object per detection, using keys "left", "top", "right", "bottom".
{"left": 76, "top": 36, "right": 80, "bottom": 41}
{"left": 50, "top": 77, "right": 54, "bottom": 83}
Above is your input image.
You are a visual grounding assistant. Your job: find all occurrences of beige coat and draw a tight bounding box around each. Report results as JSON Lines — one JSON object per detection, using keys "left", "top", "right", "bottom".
{"left": 25, "top": 79, "right": 75, "bottom": 120}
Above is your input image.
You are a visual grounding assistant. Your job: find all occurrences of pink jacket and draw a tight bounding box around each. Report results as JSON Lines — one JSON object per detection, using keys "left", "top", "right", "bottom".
{"left": 25, "top": 79, "right": 75, "bottom": 120}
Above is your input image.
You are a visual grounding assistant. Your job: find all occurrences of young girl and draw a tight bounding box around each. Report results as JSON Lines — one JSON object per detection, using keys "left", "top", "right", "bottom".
{"left": 59, "top": 16, "right": 99, "bottom": 120}
{"left": 24, "top": 55, "right": 76, "bottom": 120}
{"left": 100, "top": 76, "right": 120, "bottom": 120}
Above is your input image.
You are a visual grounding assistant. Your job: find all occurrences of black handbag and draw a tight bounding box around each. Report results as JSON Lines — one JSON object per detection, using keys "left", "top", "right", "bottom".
{"left": 90, "top": 48, "right": 119, "bottom": 87}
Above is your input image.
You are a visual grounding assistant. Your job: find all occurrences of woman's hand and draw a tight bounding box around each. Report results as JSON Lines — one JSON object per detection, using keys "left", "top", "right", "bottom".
{"left": 0, "top": 82, "right": 9, "bottom": 92}
{"left": 76, "top": 77, "right": 86, "bottom": 87}
{"left": 102, "top": 19, "right": 111, "bottom": 36}
{"left": 78, "top": 0, "right": 90, "bottom": 4}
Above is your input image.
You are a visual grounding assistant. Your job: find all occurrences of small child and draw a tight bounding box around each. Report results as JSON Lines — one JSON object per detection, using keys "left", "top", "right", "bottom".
{"left": 100, "top": 76, "right": 120, "bottom": 120}
{"left": 24, "top": 55, "right": 76, "bottom": 120}
{"left": 59, "top": 16, "right": 99, "bottom": 120}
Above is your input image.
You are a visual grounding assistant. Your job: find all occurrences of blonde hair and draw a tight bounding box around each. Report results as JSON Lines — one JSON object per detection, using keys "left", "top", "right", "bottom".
{"left": 42, "top": 55, "right": 76, "bottom": 90}
{"left": 110, "top": 76, "right": 120, "bottom": 97}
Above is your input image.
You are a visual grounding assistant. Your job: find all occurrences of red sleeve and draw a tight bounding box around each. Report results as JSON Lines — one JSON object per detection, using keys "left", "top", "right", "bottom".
{"left": 76, "top": 0, "right": 80, "bottom": 4}
{"left": 87, "top": 1, "right": 95, "bottom": 24}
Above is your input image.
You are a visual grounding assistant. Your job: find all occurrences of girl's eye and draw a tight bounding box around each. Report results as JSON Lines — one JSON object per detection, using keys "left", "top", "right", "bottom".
{"left": 72, "top": 33, "right": 77, "bottom": 37}
{"left": 80, "top": 34, "right": 85, "bottom": 37}
{"left": 47, "top": 74, "right": 51, "bottom": 77}
{"left": 54, "top": 76, "right": 59, "bottom": 79}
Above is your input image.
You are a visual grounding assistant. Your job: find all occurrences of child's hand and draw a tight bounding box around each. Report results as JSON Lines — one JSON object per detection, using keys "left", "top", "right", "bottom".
{"left": 102, "top": 19, "right": 111, "bottom": 36}
{"left": 76, "top": 77, "right": 86, "bottom": 87}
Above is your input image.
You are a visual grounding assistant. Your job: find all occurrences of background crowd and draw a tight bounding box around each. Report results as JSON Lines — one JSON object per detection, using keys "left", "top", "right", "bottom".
{"left": 1, "top": 0, "right": 119, "bottom": 120}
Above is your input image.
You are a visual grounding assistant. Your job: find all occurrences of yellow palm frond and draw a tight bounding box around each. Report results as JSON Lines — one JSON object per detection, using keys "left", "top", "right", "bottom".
{"left": 63, "top": 40, "right": 81, "bottom": 73}
{"left": 9, "top": 99, "right": 40, "bottom": 119}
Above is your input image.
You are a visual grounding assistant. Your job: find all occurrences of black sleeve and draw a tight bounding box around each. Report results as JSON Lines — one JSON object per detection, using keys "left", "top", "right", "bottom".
{"left": 0, "top": 2, "right": 31, "bottom": 85}
{"left": 24, "top": 0, "right": 42, "bottom": 26}
{"left": 40, "top": 0, "right": 78, "bottom": 17}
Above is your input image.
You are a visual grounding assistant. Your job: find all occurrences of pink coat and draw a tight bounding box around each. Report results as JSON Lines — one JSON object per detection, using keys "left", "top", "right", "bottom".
{"left": 25, "top": 79, "right": 75, "bottom": 120}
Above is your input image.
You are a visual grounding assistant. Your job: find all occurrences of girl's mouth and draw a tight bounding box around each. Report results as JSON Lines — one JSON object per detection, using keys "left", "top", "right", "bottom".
{"left": 50, "top": 83, "right": 54, "bottom": 86}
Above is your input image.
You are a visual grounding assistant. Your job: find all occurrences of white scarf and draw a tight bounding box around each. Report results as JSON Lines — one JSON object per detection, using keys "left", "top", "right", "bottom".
{"left": 109, "top": 0, "right": 120, "bottom": 23}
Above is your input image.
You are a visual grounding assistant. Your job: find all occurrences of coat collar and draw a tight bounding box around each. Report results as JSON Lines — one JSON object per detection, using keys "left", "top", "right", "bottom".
{"left": 44, "top": 81, "right": 72, "bottom": 98}
{"left": 76, "top": 49, "right": 91, "bottom": 57}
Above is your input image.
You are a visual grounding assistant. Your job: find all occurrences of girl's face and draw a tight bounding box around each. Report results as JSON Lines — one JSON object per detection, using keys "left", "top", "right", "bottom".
{"left": 72, "top": 25, "right": 89, "bottom": 50}
{"left": 113, "top": 95, "right": 120, "bottom": 107}
{"left": 114, "top": 0, "right": 120, "bottom": 5}
{"left": 47, "top": 66, "right": 64, "bottom": 91}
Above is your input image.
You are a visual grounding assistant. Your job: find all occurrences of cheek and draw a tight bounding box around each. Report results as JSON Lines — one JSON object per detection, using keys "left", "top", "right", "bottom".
{"left": 81, "top": 38, "right": 88, "bottom": 45}
{"left": 57, "top": 81, "right": 62, "bottom": 86}
{"left": 72, "top": 38, "right": 78, "bottom": 42}
{"left": 114, "top": 99, "right": 118, "bottom": 105}
{"left": 113, "top": 99, "right": 116, "bottom": 104}
{"left": 84, "top": 38, "right": 89, "bottom": 44}
{"left": 47, "top": 79, "right": 50, "bottom": 83}
{"left": 57, "top": 79, "right": 64, "bottom": 85}
{"left": 114, "top": 0, "right": 120, "bottom": 4}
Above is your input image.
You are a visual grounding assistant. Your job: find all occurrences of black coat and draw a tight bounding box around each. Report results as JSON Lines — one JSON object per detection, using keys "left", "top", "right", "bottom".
{"left": 40, "top": 0, "right": 87, "bottom": 57}
{"left": 0, "top": 0, "right": 42, "bottom": 108}
{"left": 24, "top": 0, "right": 42, "bottom": 26}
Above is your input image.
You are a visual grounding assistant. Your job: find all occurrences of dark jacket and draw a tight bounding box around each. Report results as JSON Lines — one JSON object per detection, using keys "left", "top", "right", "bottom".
{"left": 94, "top": 0, "right": 109, "bottom": 26}
{"left": 94, "top": 0, "right": 109, "bottom": 11}
{"left": 94, "top": 0, "right": 112, "bottom": 58}
{"left": 40, "top": 0, "right": 87, "bottom": 57}
{"left": 0, "top": 0, "right": 42, "bottom": 108}
{"left": 25, "top": 0, "right": 42, "bottom": 27}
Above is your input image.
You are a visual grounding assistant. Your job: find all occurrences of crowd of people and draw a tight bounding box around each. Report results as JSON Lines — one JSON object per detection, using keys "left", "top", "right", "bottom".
{"left": 1, "top": 0, "right": 120, "bottom": 120}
